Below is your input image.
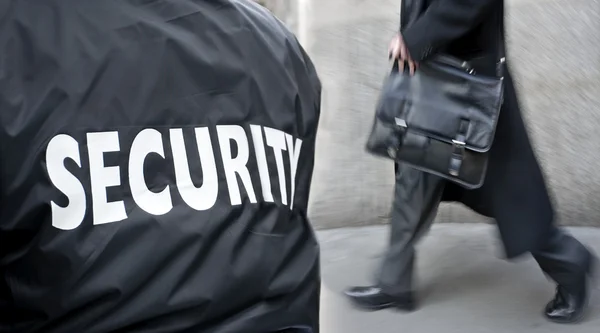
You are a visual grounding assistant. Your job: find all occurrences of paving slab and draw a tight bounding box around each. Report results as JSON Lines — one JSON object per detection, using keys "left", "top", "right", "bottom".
{"left": 317, "top": 224, "right": 600, "bottom": 332}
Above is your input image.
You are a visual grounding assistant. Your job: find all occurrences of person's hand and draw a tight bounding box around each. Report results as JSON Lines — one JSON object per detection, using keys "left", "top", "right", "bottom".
{"left": 389, "top": 33, "right": 418, "bottom": 75}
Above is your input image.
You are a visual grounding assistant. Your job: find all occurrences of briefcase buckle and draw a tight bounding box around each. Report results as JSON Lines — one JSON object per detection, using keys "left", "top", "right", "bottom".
{"left": 449, "top": 139, "right": 466, "bottom": 177}
{"left": 452, "top": 139, "right": 465, "bottom": 147}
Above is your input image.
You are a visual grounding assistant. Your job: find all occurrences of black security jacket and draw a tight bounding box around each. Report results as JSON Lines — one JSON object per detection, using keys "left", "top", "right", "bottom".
{"left": 0, "top": 1, "right": 321, "bottom": 332}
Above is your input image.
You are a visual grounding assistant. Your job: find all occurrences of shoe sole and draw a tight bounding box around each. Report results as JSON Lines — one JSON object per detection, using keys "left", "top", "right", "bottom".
{"left": 545, "top": 305, "right": 587, "bottom": 325}
{"left": 347, "top": 298, "right": 416, "bottom": 312}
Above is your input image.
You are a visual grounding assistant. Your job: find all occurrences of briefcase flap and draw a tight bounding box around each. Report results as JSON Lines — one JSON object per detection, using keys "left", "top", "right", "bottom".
{"left": 377, "top": 57, "right": 504, "bottom": 152}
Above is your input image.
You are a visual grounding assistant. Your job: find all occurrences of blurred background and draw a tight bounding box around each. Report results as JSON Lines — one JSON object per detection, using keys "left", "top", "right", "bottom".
{"left": 256, "top": 0, "right": 600, "bottom": 230}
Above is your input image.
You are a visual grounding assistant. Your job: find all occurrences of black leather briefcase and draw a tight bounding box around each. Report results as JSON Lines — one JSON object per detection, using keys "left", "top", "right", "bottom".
{"left": 366, "top": 54, "right": 505, "bottom": 189}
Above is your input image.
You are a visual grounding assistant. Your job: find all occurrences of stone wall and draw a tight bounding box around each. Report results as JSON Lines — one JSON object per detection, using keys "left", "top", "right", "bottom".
{"left": 263, "top": 0, "right": 600, "bottom": 229}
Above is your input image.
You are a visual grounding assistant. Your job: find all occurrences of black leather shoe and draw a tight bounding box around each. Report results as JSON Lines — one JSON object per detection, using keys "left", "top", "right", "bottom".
{"left": 344, "top": 286, "right": 416, "bottom": 311}
{"left": 544, "top": 285, "right": 587, "bottom": 323}
{"left": 544, "top": 252, "right": 595, "bottom": 324}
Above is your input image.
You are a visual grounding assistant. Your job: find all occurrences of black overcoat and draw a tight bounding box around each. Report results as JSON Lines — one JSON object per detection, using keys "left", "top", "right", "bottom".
{"left": 400, "top": 0, "right": 555, "bottom": 258}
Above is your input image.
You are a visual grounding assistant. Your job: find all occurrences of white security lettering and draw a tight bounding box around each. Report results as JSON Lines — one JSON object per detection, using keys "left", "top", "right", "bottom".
{"left": 47, "top": 134, "right": 87, "bottom": 230}
{"left": 129, "top": 129, "right": 173, "bottom": 215}
{"left": 264, "top": 127, "right": 288, "bottom": 205}
{"left": 87, "top": 131, "right": 128, "bottom": 225}
{"left": 216, "top": 125, "right": 257, "bottom": 205}
{"left": 170, "top": 128, "right": 219, "bottom": 210}
{"left": 286, "top": 134, "right": 303, "bottom": 210}
{"left": 48, "top": 125, "right": 304, "bottom": 229}
{"left": 250, "top": 125, "right": 274, "bottom": 202}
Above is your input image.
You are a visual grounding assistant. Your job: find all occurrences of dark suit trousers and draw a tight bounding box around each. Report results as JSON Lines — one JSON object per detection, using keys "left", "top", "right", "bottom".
{"left": 377, "top": 163, "right": 590, "bottom": 296}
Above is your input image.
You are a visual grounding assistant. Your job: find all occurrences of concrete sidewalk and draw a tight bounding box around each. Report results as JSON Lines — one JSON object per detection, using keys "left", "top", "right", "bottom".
{"left": 317, "top": 224, "right": 600, "bottom": 332}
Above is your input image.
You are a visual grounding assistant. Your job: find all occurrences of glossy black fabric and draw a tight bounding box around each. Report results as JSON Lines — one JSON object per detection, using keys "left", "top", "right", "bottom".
{"left": 0, "top": 1, "right": 321, "bottom": 332}
{"left": 399, "top": 0, "right": 554, "bottom": 258}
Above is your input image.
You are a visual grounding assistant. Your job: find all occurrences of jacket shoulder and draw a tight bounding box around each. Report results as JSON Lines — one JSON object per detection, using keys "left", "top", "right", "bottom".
{"left": 233, "top": 0, "right": 321, "bottom": 97}
{"left": 233, "top": 1, "right": 303, "bottom": 54}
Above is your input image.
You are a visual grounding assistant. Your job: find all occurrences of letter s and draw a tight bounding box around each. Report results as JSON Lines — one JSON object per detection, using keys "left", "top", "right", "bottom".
{"left": 46, "top": 134, "right": 87, "bottom": 230}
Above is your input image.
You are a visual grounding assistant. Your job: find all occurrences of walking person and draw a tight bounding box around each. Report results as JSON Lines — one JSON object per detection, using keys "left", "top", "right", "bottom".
{"left": 345, "top": 0, "right": 595, "bottom": 323}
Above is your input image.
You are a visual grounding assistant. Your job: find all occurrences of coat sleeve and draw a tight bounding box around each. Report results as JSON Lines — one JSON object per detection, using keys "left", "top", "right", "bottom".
{"left": 401, "top": 0, "right": 500, "bottom": 61}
